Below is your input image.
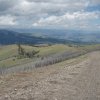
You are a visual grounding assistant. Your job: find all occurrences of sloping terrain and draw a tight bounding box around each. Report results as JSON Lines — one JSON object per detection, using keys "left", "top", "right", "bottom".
{"left": 16, "top": 29, "right": 100, "bottom": 43}
{"left": 0, "top": 44, "right": 100, "bottom": 74}
{"left": 0, "top": 29, "right": 66, "bottom": 45}
{"left": 0, "top": 51, "right": 100, "bottom": 100}
{"left": 0, "top": 29, "right": 100, "bottom": 45}
{"left": 0, "top": 44, "right": 77, "bottom": 68}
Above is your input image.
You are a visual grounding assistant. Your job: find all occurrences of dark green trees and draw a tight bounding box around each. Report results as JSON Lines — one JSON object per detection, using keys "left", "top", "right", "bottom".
{"left": 17, "top": 44, "right": 39, "bottom": 58}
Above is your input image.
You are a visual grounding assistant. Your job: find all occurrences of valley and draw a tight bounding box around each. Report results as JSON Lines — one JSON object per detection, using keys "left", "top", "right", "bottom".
{"left": 0, "top": 0, "right": 100, "bottom": 99}
{"left": 0, "top": 30, "right": 100, "bottom": 100}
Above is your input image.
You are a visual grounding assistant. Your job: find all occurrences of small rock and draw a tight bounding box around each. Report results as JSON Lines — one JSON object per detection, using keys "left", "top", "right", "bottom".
{"left": 5, "top": 95, "right": 9, "bottom": 98}
{"left": 29, "top": 89, "right": 32, "bottom": 92}
{"left": 14, "top": 88, "right": 17, "bottom": 91}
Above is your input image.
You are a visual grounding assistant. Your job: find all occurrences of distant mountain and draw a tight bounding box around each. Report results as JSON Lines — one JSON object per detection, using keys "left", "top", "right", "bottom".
{"left": 0, "top": 29, "right": 68, "bottom": 45}
{"left": 14, "top": 29, "right": 100, "bottom": 43}
{"left": 0, "top": 29, "right": 100, "bottom": 45}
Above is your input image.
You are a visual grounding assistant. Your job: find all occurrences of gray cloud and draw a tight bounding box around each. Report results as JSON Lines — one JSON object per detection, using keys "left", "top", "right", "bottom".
{"left": 91, "top": 0, "right": 100, "bottom": 5}
{"left": 0, "top": 0, "right": 99, "bottom": 30}
{"left": 0, "top": 0, "right": 19, "bottom": 12}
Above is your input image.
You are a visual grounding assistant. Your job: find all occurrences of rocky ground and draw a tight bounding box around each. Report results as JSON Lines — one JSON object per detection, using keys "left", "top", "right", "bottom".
{"left": 0, "top": 51, "right": 100, "bottom": 100}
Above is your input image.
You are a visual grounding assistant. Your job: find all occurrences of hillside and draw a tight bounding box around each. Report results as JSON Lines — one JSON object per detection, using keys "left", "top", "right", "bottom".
{"left": 0, "top": 44, "right": 78, "bottom": 68}
{"left": 0, "top": 43, "right": 100, "bottom": 74}
{"left": 0, "top": 29, "right": 100, "bottom": 45}
{"left": 0, "top": 51, "right": 100, "bottom": 100}
{"left": 15, "top": 29, "right": 100, "bottom": 43}
{"left": 0, "top": 29, "right": 66, "bottom": 45}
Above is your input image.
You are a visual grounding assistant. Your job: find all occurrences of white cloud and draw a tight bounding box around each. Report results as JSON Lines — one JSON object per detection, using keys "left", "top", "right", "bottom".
{"left": 0, "top": 0, "right": 99, "bottom": 30}
{"left": 0, "top": 0, "right": 98, "bottom": 16}
{"left": 33, "top": 11, "right": 99, "bottom": 27}
{"left": 0, "top": 15, "right": 17, "bottom": 25}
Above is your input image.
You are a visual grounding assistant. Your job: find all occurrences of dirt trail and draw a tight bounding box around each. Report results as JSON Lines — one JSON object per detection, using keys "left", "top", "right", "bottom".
{"left": 0, "top": 51, "right": 100, "bottom": 100}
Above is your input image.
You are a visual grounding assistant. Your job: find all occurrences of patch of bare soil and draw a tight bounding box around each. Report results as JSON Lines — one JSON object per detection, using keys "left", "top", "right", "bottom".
{"left": 0, "top": 51, "right": 100, "bottom": 100}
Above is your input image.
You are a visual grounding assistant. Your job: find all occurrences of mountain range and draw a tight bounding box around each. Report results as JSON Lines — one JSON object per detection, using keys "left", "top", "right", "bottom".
{"left": 0, "top": 29, "right": 67, "bottom": 45}
{"left": 14, "top": 29, "right": 100, "bottom": 43}
{"left": 0, "top": 29, "right": 100, "bottom": 45}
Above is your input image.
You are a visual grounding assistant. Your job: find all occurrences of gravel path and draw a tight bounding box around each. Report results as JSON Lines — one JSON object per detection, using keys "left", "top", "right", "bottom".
{"left": 0, "top": 51, "right": 100, "bottom": 100}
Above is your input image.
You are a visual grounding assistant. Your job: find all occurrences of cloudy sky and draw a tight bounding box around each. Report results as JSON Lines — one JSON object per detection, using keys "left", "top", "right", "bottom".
{"left": 0, "top": 0, "right": 100, "bottom": 31}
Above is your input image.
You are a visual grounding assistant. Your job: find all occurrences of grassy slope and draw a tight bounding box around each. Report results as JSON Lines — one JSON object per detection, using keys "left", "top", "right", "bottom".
{"left": 37, "top": 44, "right": 78, "bottom": 56}
{"left": 0, "top": 44, "right": 100, "bottom": 68}
{"left": 0, "top": 44, "right": 77, "bottom": 59}
{"left": 0, "top": 45, "right": 17, "bottom": 60}
{"left": 0, "top": 44, "right": 77, "bottom": 68}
